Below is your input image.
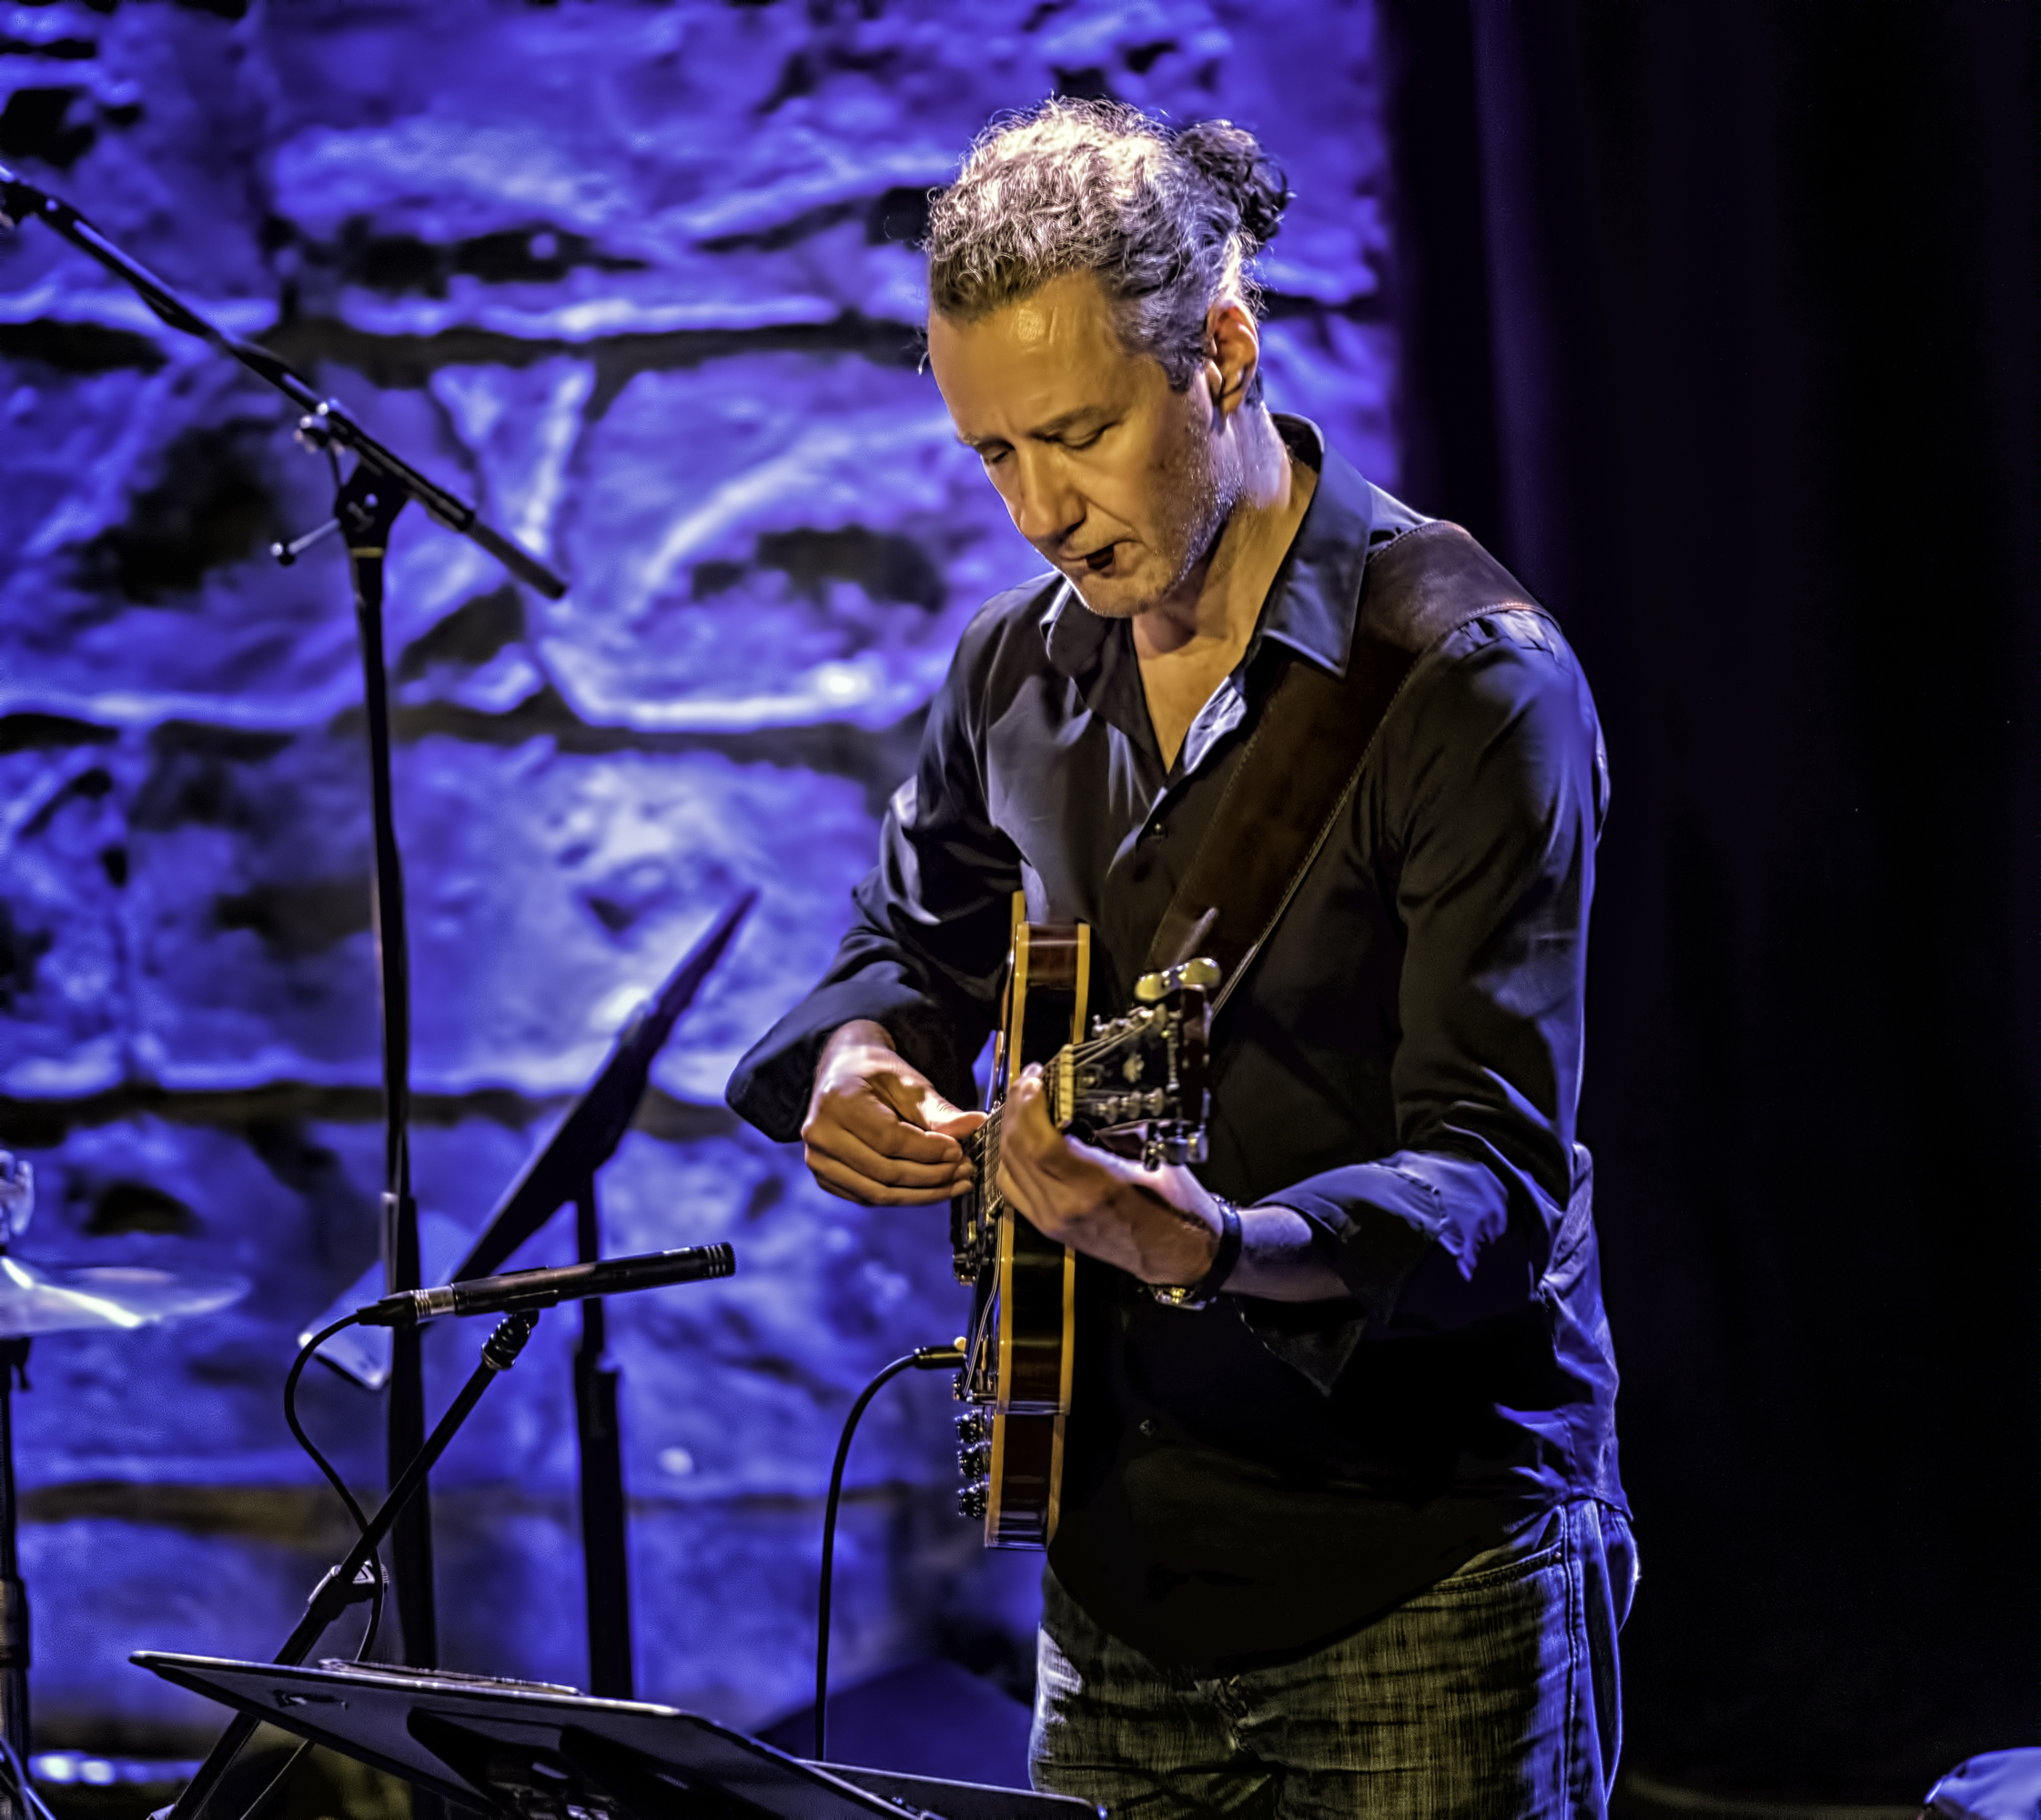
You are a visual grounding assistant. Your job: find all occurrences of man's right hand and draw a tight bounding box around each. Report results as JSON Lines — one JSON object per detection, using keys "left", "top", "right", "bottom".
{"left": 801, "top": 1019, "right": 985, "bottom": 1206}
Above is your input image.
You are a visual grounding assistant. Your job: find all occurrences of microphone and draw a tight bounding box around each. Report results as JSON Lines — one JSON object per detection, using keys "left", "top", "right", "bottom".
{"left": 356, "top": 1243, "right": 735, "bottom": 1328}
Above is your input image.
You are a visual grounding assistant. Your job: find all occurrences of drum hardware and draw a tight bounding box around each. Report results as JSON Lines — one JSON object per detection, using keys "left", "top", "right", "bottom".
{"left": 0, "top": 1157, "right": 249, "bottom": 1820}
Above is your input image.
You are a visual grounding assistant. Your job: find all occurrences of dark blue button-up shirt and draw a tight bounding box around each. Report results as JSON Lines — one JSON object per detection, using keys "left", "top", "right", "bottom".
{"left": 728, "top": 420, "right": 1625, "bottom": 1670}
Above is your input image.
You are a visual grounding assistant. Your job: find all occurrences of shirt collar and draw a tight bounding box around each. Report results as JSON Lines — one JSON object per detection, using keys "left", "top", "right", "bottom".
{"left": 1038, "top": 413, "right": 1382, "bottom": 681}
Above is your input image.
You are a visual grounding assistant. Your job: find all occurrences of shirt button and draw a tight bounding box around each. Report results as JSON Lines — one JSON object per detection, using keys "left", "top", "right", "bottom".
{"left": 1139, "top": 1419, "right": 1160, "bottom": 1440}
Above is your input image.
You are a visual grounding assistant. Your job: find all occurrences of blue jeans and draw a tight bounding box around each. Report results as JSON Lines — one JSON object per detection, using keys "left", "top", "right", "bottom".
{"left": 1030, "top": 1499, "right": 1639, "bottom": 1818}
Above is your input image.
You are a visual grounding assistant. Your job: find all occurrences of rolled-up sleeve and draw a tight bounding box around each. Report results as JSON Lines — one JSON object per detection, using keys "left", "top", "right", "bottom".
{"left": 1245, "top": 614, "right": 1609, "bottom": 1379}
{"left": 724, "top": 612, "right": 1025, "bottom": 1142}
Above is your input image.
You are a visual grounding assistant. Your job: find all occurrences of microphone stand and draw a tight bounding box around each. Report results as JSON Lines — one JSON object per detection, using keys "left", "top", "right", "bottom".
{"left": 165, "top": 1311, "right": 541, "bottom": 1820}
{"left": 0, "top": 164, "right": 570, "bottom": 1678}
{"left": 572, "top": 1179, "right": 629, "bottom": 1698}
{"left": 449, "top": 890, "right": 756, "bottom": 1695}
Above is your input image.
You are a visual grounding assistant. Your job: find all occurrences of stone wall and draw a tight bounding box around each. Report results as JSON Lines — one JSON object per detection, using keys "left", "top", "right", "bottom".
{"left": 0, "top": 0, "right": 1394, "bottom": 1747}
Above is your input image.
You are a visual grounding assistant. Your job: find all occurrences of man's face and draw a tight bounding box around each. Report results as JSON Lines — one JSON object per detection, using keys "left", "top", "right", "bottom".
{"left": 926, "top": 271, "right": 1230, "bottom": 620}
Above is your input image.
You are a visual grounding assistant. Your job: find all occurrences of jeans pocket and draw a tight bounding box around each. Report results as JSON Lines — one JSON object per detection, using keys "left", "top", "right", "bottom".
{"left": 1412, "top": 1504, "right": 1570, "bottom": 1602}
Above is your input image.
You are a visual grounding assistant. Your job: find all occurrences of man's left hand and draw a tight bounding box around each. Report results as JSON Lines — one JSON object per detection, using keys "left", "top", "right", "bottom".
{"left": 995, "top": 1066, "right": 1223, "bottom": 1286}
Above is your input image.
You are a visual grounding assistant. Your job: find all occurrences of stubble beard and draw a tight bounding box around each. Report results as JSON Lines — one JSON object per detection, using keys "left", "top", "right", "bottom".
{"left": 1072, "top": 418, "right": 1241, "bottom": 622}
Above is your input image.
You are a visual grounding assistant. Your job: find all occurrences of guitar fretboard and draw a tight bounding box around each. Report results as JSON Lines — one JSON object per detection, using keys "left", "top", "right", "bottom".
{"left": 959, "top": 1013, "right": 1161, "bottom": 1210}
{"left": 963, "top": 1103, "right": 1005, "bottom": 1211}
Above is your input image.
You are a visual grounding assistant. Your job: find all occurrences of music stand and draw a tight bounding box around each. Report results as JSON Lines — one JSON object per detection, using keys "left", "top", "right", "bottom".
{"left": 301, "top": 892, "right": 756, "bottom": 1695}
{"left": 130, "top": 1654, "right": 1100, "bottom": 1820}
{"left": 452, "top": 888, "right": 755, "bottom": 1697}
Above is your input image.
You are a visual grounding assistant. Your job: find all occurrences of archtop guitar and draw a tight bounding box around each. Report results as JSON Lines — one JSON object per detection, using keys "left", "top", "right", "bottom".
{"left": 951, "top": 894, "right": 1215, "bottom": 1549}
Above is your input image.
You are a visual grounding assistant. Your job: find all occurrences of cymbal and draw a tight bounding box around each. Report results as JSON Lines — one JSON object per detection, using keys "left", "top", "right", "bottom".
{"left": 0, "top": 1157, "right": 30, "bottom": 1249}
{"left": 0, "top": 1256, "right": 248, "bottom": 1337}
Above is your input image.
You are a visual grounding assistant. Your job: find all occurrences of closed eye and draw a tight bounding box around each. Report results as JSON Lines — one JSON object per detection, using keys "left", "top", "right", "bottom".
{"left": 961, "top": 420, "right": 1114, "bottom": 466}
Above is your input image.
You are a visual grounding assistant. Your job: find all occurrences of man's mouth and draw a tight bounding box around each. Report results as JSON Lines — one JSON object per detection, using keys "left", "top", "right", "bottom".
{"left": 1071, "top": 544, "right": 1117, "bottom": 575}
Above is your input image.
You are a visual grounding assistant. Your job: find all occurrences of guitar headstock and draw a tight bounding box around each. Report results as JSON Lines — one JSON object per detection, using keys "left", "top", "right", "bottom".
{"left": 1055, "top": 957, "right": 1215, "bottom": 1168}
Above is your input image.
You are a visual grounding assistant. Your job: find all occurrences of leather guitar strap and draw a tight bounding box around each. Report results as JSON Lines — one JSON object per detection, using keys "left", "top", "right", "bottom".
{"left": 1142, "top": 521, "right": 1550, "bottom": 1009}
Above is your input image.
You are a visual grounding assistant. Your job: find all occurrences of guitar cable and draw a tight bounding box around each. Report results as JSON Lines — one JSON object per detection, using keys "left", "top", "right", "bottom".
{"left": 813, "top": 1342, "right": 967, "bottom": 1764}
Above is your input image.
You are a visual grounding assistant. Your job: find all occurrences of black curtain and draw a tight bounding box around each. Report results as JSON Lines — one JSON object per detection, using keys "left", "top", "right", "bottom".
{"left": 1384, "top": 1, "right": 2041, "bottom": 1803}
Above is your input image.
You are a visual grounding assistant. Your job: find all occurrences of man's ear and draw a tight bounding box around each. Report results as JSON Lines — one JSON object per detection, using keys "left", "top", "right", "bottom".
{"left": 1205, "top": 300, "right": 1261, "bottom": 419}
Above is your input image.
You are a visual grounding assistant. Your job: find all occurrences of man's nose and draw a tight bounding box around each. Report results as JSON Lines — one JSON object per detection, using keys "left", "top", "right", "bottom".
{"left": 1005, "top": 450, "right": 1084, "bottom": 551}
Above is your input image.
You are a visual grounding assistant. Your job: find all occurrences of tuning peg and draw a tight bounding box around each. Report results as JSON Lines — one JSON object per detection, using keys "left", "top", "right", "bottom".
{"left": 1133, "top": 956, "right": 1223, "bottom": 1002}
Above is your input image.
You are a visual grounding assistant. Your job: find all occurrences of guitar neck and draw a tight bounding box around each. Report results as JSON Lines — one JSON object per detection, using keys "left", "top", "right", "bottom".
{"left": 965, "top": 1045, "right": 1072, "bottom": 1208}
{"left": 951, "top": 915, "right": 1208, "bottom": 1292}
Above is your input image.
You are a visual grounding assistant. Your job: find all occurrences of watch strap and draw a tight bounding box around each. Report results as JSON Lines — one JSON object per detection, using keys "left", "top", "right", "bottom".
{"left": 1148, "top": 1196, "right": 1243, "bottom": 1310}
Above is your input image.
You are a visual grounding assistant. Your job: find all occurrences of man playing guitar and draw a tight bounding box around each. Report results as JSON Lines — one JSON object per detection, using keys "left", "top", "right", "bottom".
{"left": 728, "top": 98, "right": 1632, "bottom": 1819}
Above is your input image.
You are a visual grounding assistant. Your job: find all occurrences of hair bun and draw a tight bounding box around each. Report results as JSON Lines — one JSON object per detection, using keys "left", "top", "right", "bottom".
{"left": 1173, "top": 118, "right": 1290, "bottom": 252}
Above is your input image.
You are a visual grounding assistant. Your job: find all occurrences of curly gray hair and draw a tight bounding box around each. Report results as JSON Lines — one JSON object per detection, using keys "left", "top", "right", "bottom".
{"left": 925, "top": 98, "right": 1290, "bottom": 396}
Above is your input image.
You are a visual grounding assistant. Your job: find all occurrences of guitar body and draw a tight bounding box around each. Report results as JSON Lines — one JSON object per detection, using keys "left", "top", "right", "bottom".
{"left": 952, "top": 896, "right": 1215, "bottom": 1551}
{"left": 954, "top": 904, "right": 1087, "bottom": 1550}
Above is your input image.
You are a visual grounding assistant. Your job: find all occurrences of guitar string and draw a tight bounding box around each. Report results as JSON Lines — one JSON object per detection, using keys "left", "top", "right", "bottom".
{"left": 958, "top": 1019, "right": 1172, "bottom": 1388}
{"left": 960, "top": 1014, "right": 1187, "bottom": 1482}
{"left": 962, "top": 1009, "right": 1174, "bottom": 1189}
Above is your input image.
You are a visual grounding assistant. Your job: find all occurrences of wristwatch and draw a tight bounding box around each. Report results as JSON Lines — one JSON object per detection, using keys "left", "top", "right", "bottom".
{"left": 1147, "top": 1197, "right": 1243, "bottom": 1310}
